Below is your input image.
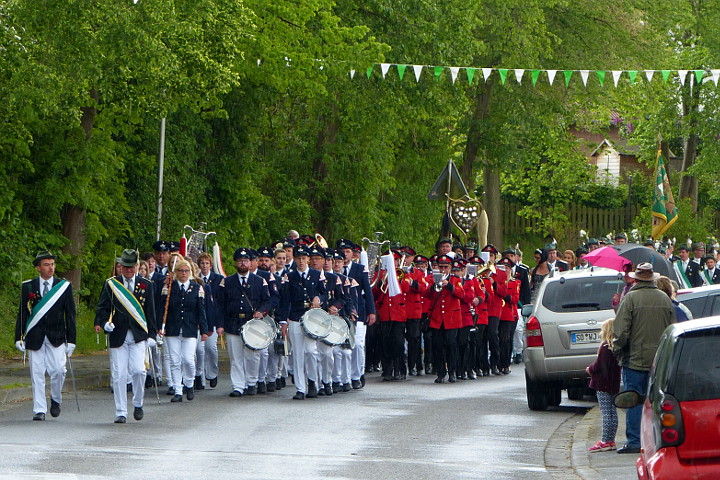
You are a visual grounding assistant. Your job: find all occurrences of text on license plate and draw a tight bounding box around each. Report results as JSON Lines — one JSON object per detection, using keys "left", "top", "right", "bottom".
{"left": 571, "top": 331, "right": 599, "bottom": 344}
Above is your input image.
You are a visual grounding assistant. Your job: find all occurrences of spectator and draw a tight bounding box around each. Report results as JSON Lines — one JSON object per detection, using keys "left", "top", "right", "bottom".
{"left": 656, "top": 276, "right": 693, "bottom": 322}
{"left": 563, "top": 249, "right": 576, "bottom": 270}
{"left": 586, "top": 318, "right": 621, "bottom": 452}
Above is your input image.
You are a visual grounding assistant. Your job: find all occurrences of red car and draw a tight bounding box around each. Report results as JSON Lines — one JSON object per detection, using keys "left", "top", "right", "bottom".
{"left": 615, "top": 317, "right": 720, "bottom": 479}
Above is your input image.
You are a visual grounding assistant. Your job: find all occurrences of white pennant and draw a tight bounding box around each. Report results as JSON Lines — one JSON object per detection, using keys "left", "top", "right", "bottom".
{"left": 645, "top": 70, "right": 655, "bottom": 82}
{"left": 450, "top": 67, "right": 460, "bottom": 84}
{"left": 711, "top": 69, "right": 720, "bottom": 86}
{"left": 413, "top": 65, "right": 423, "bottom": 83}
{"left": 350, "top": 70, "right": 356, "bottom": 79}
{"left": 482, "top": 68, "right": 493, "bottom": 82}
{"left": 580, "top": 70, "right": 590, "bottom": 86}
{"left": 678, "top": 70, "right": 689, "bottom": 85}
{"left": 547, "top": 70, "right": 557, "bottom": 85}
{"left": 514, "top": 69, "right": 525, "bottom": 84}
{"left": 612, "top": 70, "right": 622, "bottom": 87}
{"left": 257, "top": 59, "right": 261, "bottom": 66}
{"left": 380, "top": 63, "right": 391, "bottom": 78}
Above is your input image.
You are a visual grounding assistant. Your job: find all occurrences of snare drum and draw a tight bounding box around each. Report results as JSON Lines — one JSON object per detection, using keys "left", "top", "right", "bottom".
{"left": 241, "top": 318, "right": 275, "bottom": 350}
{"left": 322, "top": 314, "right": 350, "bottom": 346}
{"left": 261, "top": 315, "right": 278, "bottom": 335}
{"left": 300, "top": 308, "right": 332, "bottom": 339}
{"left": 343, "top": 317, "right": 356, "bottom": 350}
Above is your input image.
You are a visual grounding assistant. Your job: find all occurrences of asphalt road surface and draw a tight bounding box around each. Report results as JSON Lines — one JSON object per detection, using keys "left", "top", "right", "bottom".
{"left": 0, "top": 365, "right": 593, "bottom": 480}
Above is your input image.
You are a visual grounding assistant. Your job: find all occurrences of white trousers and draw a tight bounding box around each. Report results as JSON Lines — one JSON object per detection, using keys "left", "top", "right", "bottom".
{"left": 110, "top": 331, "right": 146, "bottom": 416}
{"left": 258, "top": 347, "right": 269, "bottom": 383}
{"left": 163, "top": 341, "right": 173, "bottom": 388}
{"left": 29, "top": 337, "right": 66, "bottom": 414}
{"left": 242, "top": 345, "right": 261, "bottom": 388}
{"left": 288, "top": 321, "right": 318, "bottom": 393}
{"left": 316, "top": 341, "right": 334, "bottom": 385}
{"left": 165, "top": 336, "right": 197, "bottom": 395}
{"left": 204, "top": 329, "right": 219, "bottom": 381}
{"left": 148, "top": 343, "right": 162, "bottom": 379}
{"left": 513, "top": 317, "right": 525, "bottom": 355}
{"left": 351, "top": 322, "right": 367, "bottom": 381}
{"left": 265, "top": 344, "right": 282, "bottom": 383}
{"left": 226, "top": 334, "right": 248, "bottom": 391}
{"left": 332, "top": 346, "right": 352, "bottom": 384}
{"left": 195, "top": 332, "right": 206, "bottom": 386}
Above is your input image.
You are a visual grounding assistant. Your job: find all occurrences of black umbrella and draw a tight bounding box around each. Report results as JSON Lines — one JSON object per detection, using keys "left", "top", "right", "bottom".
{"left": 610, "top": 243, "right": 676, "bottom": 282}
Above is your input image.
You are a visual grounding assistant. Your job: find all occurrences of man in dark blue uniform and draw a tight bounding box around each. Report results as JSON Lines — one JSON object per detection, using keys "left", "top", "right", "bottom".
{"left": 196, "top": 252, "right": 224, "bottom": 389}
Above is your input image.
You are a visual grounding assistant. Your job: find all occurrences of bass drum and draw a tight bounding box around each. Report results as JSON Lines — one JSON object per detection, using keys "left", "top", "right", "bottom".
{"left": 322, "top": 314, "right": 350, "bottom": 346}
{"left": 300, "top": 308, "right": 332, "bottom": 339}
{"left": 241, "top": 318, "right": 275, "bottom": 350}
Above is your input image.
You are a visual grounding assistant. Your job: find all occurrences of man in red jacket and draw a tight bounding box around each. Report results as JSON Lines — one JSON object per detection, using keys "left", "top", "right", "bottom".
{"left": 497, "top": 257, "right": 520, "bottom": 375}
{"left": 425, "top": 255, "right": 464, "bottom": 383}
{"left": 402, "top": 247, "right": 428, "bottom": 376}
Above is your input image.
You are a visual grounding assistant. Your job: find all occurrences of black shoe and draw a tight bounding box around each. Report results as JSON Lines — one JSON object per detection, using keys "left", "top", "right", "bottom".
{"left": 372, "top": 365, "right": 381, "bottom": 372}
{"left": 323, "top": 383, "right": 333, "bottom": 396}
{"left": 275, "top": 379, "right": 283, "bottom": 390}
{"left": 468, "top": 371, "right": 477, "bottom": 380}
{"left": 50, "top": 399, "right": 61, "bottom": 418}
{"left": 492, "top": 367, "right": 501, "bottom": 376}
{"left": 382, "top": 374, "right": 393, "bottom": 382}
{"left": 342, "top": 383, "right": 352, "bottom": 392}
{"left": 33, "top": 412, "right": 45, "bottom": 421}
{"left": 502, "top": 367, "right": 510, "bottom": 375}
{"left": 186, "top": 387, "right": 194, "bottom": 401}
{"left": 145, "top": 376, "right": 155, "bottom": 389}
{"left": 317, "top": 387, "right": 325, "bottom": 396}
{"left": 292, "top": 391, "right": 305, "bottom": 400}
{"left": 229, "top": 390, "right": 243, "bottom": 397}
{"left": 306, "top": 381, "right": 318, "bottom": 398}
{"left": 482, "top": 370, "right": 490, "bottom": 377}
{"left": 209, "top": 377, "right": 218, "bottom": 388}
{"left": 289, "top": 374, "right": 294, "bottom": 385}
{"left": 459, "top": 373, "right": 468, "bottom": 380}
{"left": 434, "top": 376, "right": 445, "bottom": 384}
{"left": 133, "top": 407, "right": 144, "bottom": 421}
{"left": 194, "top": 376, "right": 205, "bottom": 390}
{"left": 245, "top": 385, "right": 257, "bottom": 396}
{"left": 166, "top": 387, "right": 175, "bottom": 396}
{"left": 416, "top": 369, "right": 423, "bottom": 376}
{"left": 448, "top": 374, "right": 457, "bottom": 383}
{"left": 332, "top": 382, "right": 341, "bottom": 394}
{"left": 280, "top": 377, "right": 286, "bottom": 388}
{"left": 114, "top": 416, "right": 127, "bottom": 424}
{"left": 257, "top": 382, "right": 267, "bottom": 394}
{"left": 266, "top": 381, "right": 276, "bottom": 393}
{"left": 171, "top": 394, "right": 183, "bottom": 402}
{"left": 513, "top": 354, "right": 522, "bottom": 364}
{"left": 351, "top": 380, "right": 362, "bottom": 390}
{"left": 617, "top": 444, "right": 641, "bottom": 454}
{"left": 360, "top": 374, "right": 366, "bottom": 387}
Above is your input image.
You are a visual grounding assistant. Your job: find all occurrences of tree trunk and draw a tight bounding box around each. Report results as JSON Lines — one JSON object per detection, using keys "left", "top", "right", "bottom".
{"left": 483, "top": 161, "right": 503, "bottom": 248}
{"left": 311, "top": 101, "right": 339, "bottom": 236}
{"left": 678, "top": 82, "right": 700, "bottom": 212}
{"left": 462, "top": 83, "right": 492, "bottom": 191}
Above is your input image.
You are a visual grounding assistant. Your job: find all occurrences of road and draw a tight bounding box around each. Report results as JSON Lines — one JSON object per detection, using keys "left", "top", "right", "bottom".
{"left": 0, "top": 365, "right": 594, "bottom": 480}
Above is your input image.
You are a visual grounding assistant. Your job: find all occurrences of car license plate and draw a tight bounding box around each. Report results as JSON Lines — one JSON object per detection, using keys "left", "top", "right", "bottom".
{"left": 571, "top": 331, "right": 599, "bottom": 344}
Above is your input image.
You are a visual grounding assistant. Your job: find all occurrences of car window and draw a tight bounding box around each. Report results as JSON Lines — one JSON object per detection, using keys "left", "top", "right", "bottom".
{"left": 709, "top": 296, "right": 720, "bottom": 317}
{"left": 541, "top": 277, "right": 623, "bottom": 313}
{"left": 680, "top": 296, "right": 707, "bottom": 319}
{"left": 648, "top": 332, "right": 673, "bottom": 403}
{"left": 669, "top": 329, "right": 720, "bottom": 402}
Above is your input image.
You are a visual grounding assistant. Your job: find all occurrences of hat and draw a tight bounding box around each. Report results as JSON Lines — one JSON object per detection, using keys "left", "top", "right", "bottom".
{"left": 390, "top": 250, "right": 402, "bottom": 260}
{"left": 248, "top": 248, "right": 259, "bottom": 260}
{"left": 692, "top": 242, "right": 705, "bottom": 251}
{"left": 435, "top": 254, "right": 453, "bottom": 265}
{"left": 152, "top": 240, "right": 170, "bottom": 252}
{"left": 233, "top": 248, "right": 251, "bottom": 260}
{"left": 281, "top": 238, "right": 296, "bottom": 249}
{"left": 297, "top": 235, "right": 314, "bottom": 246}
{"left": 467, "top": 255, "right": 484, "bottom": 265}
{"left": 614, "top": 232, "right": 628, "bottom": 240}
{"left": 436, "top": 238, "right": 452, "bottom": 248}
{"left": 643, "top": 239, "right": 655, "bottom": 247}
{"left": 465, "top": 241, "right": 477, "bottom": 251}
{"left": 451, "top": 260, "right": 466, "bottom": 270}
{"left": 677, "top": 244, "right": 690, "bottom": 252}
{"left": 324, "top": 248, "right": 335, "bottom": 258}
{"left": 401, "top": 246, "right": 416, "bottom": 257}
{"left": 575, "top": 247, "right": 588, "bottom": 257}
{"left": 119, "top": 249, "right": 138, "bottom": 267}
{"left": 294, "top": 245, "right": 310, "bottom": 257}
{"left": 502, "top": 247, "right": 517, "bottom": 256}
{"left": 544, "top": 242, "right": 557, "bottom": 251}
{"left": 309, "top": 246, "right": 325, "bottom": 257}
{"left": 452, "top": 241, "right": 463, "bottom": 250}
{"left": 497, "top": 257, "right": 515, "bottom": 268}
{"left": 481, "top": 244, "right": 499, "bottom": 255}
{"left": 169, "top": 241, "right": 181, "bottom": 252}
{"left": 588, "top": 238, "right": 599, "bottom": 246}
{"left": 33, "top": 249, "right": 55, "bottom": 266}
{"left": 413, "top": 254, "right": 429, "bottom": 264}
{"left": 629, "top": 262, "right": 661, "bottom": 281}
{"left": 336, "top": 238, "right": 355, "bottom": 250}
{"left": 333, "top": 250, "right": 345, "bottom": 260}
{"left": 258, "top": 246, "right": 274, "bottom": 258}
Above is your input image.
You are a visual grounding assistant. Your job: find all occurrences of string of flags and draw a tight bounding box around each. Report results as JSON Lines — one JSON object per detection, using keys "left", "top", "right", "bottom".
{"left": 350, "top": 64, "right": 720, "bottom": 86}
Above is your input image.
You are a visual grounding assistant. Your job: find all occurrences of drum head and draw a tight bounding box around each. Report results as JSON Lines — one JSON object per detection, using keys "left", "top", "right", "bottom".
{"left": 322, "top": 315, "right": 350, "bottom": 346}
{"left": 241, "top": 319, "right": 274, "bottom": 350}
{"left": 300, "top": 308, "right": 332, "bottom": 339}
{"left": 261, "top": 315, "right": 278, "bottom": 334}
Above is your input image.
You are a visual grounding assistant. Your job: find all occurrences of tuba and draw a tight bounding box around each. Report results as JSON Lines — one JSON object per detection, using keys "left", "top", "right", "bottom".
{"left": 362, "top": 232, "right": 390, "bottom": 287}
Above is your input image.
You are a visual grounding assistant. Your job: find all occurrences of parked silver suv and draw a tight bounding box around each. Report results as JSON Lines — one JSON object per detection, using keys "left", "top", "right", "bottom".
{"left": 522, "top": 267, "right": 624, "bottom": 410}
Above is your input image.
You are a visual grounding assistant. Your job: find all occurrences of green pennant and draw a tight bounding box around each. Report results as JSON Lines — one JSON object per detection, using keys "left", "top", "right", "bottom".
{"left": 628, "top": 70, "right": 638, "bottom": 84}
{"left": 434, "top": 66, "right": 443, "bottom": 81}
{"left": 531, "top": 70, "right": 541, "bottom": 86}
{"left": 366, "top": 66, "right": 373, "bottom": 79}
{"left": 661, "top": 70, "right": 671, "bottom": 83}
{"left": 564, "top": 70, "right": 573, "bottom": 86}
{"left": 466, "top": 68, "right": 476, "bottom": 85}
{"left": 695, "top": 69, "right": 704, "bottom": 84}
{"left": 597, "top": 70, "right": 606, "bottom": 86}
{"left": 498, "top": 68, "right": 508, "bottom": 84}
{"left": 397, "top": 64, "right": 407, "bottom": 81}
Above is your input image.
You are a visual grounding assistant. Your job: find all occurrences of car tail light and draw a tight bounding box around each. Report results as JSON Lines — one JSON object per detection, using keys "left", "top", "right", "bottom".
{"left": 526, "top": 315, "right": 544, "bottom": 347}
{"left": 655, "top": 394, "right": 685, "bottom": 448}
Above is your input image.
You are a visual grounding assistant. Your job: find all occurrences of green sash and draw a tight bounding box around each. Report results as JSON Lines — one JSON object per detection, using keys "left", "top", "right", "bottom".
{"left": 107, "top": 278, "right": 148, "bottom": 333}
{"left": 673, "top": 262, "right": 691, "bottom": 289}
{"left": 26, "top": 279, "right": 70, "bottom": 335}
{"left": 702, "top": 269, "right": 713, "bottom": 286}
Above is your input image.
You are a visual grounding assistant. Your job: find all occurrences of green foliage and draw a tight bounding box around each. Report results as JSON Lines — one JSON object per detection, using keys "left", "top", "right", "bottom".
{"left": 633, "top": 198, "right": 714, "bottom": 244}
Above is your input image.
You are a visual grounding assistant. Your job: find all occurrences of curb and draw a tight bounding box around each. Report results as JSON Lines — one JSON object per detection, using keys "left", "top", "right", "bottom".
{"left": 572, "top": 405, "right": 600, "bottom": 480}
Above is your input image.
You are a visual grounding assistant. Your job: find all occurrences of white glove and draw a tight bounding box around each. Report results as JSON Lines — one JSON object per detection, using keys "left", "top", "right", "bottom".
{"left": 65, "top": 343, "right": 76, "bottom": 357}
{"left": 147, "top": 338, "right": 157, "bottom": 348}
{"left": 104, "top": 322, "right": 115, "bottom": 333}
{"left": 15, "top": 340, "right": 25, "bottom": 352}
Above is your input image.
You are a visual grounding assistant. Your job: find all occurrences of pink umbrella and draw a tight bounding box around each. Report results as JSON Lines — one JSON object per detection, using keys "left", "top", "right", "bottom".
{"left": 584, "top": 246, "right": 633, "bottom": 271}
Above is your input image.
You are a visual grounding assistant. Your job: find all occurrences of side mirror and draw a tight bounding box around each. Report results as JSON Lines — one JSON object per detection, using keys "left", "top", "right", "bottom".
{"left": 521, "top": 304, "right": 533, "bottom": 317}
{"left": 613, "top": 390, "right": 645, "bottom": 409}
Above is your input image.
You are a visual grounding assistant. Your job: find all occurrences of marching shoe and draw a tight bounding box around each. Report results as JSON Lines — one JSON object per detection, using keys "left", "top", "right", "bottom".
{"left": 229, "top": 390, "right": 243, "bottom": 397}
{"left": 33, "top": 413, "right": 45, "bottom": 421}
{"left": 468, "top": 371, "right": 477, "bottom": 380}
{"left": 434, "top": 375, "right": 446, "bottom": 384}
{"left": 459, "top": 373, "right": 468, "bottom": 380}
{"left": 50, "top": 400, "right": 61, "bottom": 418}
{"left": 409, "top": 368, "right": 417, "bottom": 376}
{"left": 133, "top": 407, "right": 144, "bottom": 421}
{"left": 492, "top": 367, "right": 501, "bottom": 376}
{"left": 323, "top": 383, "right": 333, "bottom": 396}
{"left": 145, "top": 376, "right": 155, "bottom": 389}
{"left": 482, "top": 370, "right": 490, "bottom": 377}
{"left": 306, "top": 381, "right": 318, "bottom": 398}
{"left": 266, "top": 381, "right": 276, "bottom": 393}
{"left": 317, "top": 387, "right": 325, "bottom": 396}
{"left": 194, "top": 376, "right": 205, "bottom": 390}
{"left": 351, "top": 380, "right": 362, "bottom": 390}
{"left": 360, "top": 375, "right": 366, "bottom": 387}
{"left": 257, "top": 382, "right": 267, "bottom": 394}
{"left": 171, "top": 394, "right": 183, "bottom": 402}
{"left": 275, "top": 379, "right": 283, "bottom": 390}
{"left": 332, "top": 382, "right": 341, "bottom": 394}
{"left": 280, "top": 377, "right": 287, "bottom": 388}
{"left": 342, "top": 383, "right": 352, "bottom": 392}
{"left": 502, "top": 367, "right": 510, "bottom": 375}
{"left": 166, "top": 387, "right": 175, "bottom": 396}
{"left": 209, "top": 377, "right": 218, "bottom": 388}
{"left": 186, "top": 387, "right": 195, "bottom": 401}
{"left": 245, "top": 385, "right": 257, "bottom": 396}
{"left": 448, "top": 373, "right": 457, "bottom": 383}
{"left": 292, "top": 391, "right": 305, "bottom": 400}
{"left": 114, "top": 416, "right": 127, "bottom": 424}
{"left": 425, "top": 364, "right": 434, "bottom": 375}
{"left": 382, "top": 374, "right": 393, "bottom": 382}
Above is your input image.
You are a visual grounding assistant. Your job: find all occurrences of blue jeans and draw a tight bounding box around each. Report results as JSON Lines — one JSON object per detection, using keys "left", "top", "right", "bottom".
{"left": 622, "top": 367, "right": 649, "bottom": 447}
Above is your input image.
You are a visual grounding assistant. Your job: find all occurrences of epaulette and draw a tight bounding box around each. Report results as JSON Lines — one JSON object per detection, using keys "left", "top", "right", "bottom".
{"left": 335, "top": 276, "right": 342, "bottom": 286}
{"left": 262, "top": 278, "right": 268, "bottom": 286}
{"left": 351, "top": 278, "right": 359, "bottom": 287}
{"left": 219, "top": 278, "right": 225, "bottom": 287}
{"left": 319, "top": 271, "right": 326, "bottom": 281}
{"left": 22, "top": 279, "right": 33, "bottom": 284}
{"left": 198, "top": 287, "right": 205, "bottom": 298}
